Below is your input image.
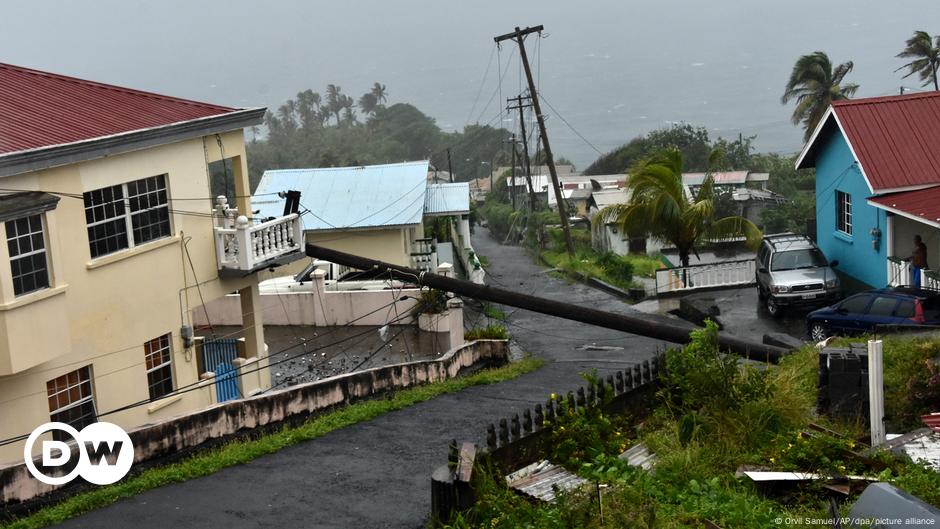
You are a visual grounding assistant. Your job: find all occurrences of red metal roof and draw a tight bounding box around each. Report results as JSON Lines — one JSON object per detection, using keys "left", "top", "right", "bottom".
{"left": 0, "top": 63, "right": 238, "bottom": 156}
{"left": 868, "top": 186, "right": 940, "bottom": 227}
{"left": 831, "top": 92, "right": 940, "bottom": 191}
{"left": 923, "top": 413, "right": 940, "bottom": 433}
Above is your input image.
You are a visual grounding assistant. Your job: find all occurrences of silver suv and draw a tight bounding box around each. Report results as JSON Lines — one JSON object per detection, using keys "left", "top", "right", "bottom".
{"left": 756, "top": 233, "right": 842, "bottom": 317}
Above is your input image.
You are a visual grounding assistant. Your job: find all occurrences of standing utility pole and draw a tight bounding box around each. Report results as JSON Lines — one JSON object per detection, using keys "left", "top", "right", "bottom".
{"left": 507, "top": 135, "right": 517, "bottom": 210}
{"left": 507, "top": 94, "right": 537, "bottom": 212}
{"left": 446, "top": 148, "right": 455, "bottom": 183}
{"left": 495, "top": 25, "right": 575, "bottom": 255}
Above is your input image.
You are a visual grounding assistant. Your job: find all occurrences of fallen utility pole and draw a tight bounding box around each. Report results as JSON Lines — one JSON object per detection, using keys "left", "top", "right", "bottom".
{"left": 495, "top": 25, "right": 575, "bottom": 256}
{"left": 306, "top": 244, "right": 790, "bottom": 362}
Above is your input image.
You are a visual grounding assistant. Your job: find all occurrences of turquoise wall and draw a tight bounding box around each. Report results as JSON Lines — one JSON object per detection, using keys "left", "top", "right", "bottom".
{"left": 814, "top": 133, "right": 887, "bottom": 289}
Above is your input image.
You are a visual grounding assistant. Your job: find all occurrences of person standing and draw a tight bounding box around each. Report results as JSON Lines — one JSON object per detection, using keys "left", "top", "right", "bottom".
{"left": 910, "top": 235, "right": 928, "bottom": 288}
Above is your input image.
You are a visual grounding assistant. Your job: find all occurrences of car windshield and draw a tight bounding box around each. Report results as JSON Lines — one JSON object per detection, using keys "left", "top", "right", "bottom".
{"left": 771, "top": 248, "right": 828, "bottom": 271}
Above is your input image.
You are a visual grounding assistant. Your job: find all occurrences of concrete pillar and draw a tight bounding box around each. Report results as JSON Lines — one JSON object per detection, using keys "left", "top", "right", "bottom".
{"left": 458, "top": 215, "right": 471, "bottom": 248}
{"left": 446, "top": 297, "right": 464, "bottom": 351}
{"left": 311, "top": 269, "right": 328, "bottom": 326}
{"left": 231, "top": 153, "right": 251, "bottom": 215}
{"left": 239, "top": 281, "right": 265, "bottom": 359}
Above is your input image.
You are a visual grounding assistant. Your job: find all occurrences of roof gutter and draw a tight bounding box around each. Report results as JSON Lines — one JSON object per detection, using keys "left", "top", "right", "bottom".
{"left": 0, "top": 107, "right": 266, "bottom": 178}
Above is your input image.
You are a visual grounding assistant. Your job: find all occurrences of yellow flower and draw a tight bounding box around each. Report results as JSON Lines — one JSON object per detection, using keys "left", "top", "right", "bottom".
{"left": 787, "top": 443, "right": 793, "bottom": 450}
{"left": 559, "top": 426, "right": 565, "bottom": 432}
{"left": 550, "top": 393, "right": 557, "bottom": 400}
{"left": 847, "top": 440, "right": 855, "bottom": 449}
{"left": 797, "top": 432, "right": 803, "bottom": 439}
{"left": 769, "top": 457, "right": 776, "bottom": 464}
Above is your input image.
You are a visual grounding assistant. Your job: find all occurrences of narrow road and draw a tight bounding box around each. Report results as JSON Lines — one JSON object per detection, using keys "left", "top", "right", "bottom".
{"left": 55, "top": 228, "right": 663, "bottom": 529}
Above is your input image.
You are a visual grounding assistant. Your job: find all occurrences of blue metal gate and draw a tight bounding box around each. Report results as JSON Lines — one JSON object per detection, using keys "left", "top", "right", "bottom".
{"left": 203, "top": 339, "right": 241, "bottom": 402}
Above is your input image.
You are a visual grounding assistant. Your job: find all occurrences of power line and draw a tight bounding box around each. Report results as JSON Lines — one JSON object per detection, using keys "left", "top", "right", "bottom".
{"left": 465, "top": 44, "right": 498, "bottom": 127}
{"left": 538, "top": 94, "right": 604, "bottom": 156}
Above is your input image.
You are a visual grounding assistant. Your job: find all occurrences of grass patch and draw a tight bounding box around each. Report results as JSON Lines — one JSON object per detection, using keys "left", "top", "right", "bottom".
{"left": 2, "top": 357, "right": 544, "bottom": 529}
{"left": 465, "top": 325, "right": 509, "bottom": 341}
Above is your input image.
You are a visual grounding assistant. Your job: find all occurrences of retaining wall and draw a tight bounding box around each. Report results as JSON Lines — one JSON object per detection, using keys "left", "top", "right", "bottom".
{"left": 0, "top": 339, "right": 509, "bottom": 510}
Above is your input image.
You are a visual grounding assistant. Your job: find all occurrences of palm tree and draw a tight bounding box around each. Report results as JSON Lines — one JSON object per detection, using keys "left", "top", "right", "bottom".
{"left": 782, "top": 51, "right": 859, "bottom": 142}
{"left": 593, "top": 148, "right": 761, "bottom": 268}
{"left": 896, "top": 30, "right": 940, "bottom": 91}
{"left": 371, "top": 82, "right": 387, "bottom": 105}
{"left": 358, "top": 92, "right": 378, "bottom": 115}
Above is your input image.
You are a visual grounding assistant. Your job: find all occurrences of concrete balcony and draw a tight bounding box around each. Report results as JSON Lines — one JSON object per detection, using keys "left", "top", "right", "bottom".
{"left": 0, "top": 286, "right": 71, "bottom": 375}
{"left": 214, "top": 197, "right": 305, "bottom": 277}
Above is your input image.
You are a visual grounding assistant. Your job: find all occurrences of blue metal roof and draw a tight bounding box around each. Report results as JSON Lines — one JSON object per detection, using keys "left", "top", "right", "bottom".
{"left": 425, "top": 183, "right": 470, "bottom": 216}
{"left": 253, "top": 161, "right": 430, "bottom": 231}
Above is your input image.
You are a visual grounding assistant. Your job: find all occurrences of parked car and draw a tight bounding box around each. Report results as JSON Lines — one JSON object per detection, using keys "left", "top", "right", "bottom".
{"left": 756, "top": 233, "right": 842, "bottom": 316}
{"left": 806, "top": 287, "right": 940, "bottom": 341}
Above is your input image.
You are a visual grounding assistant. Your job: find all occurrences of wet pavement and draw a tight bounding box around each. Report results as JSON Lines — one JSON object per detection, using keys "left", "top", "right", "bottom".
{"left": 54, "top": 227, "right": 665, "bottom": 529}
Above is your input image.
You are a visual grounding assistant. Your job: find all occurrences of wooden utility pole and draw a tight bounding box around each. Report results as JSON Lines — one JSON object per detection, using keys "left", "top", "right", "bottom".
{"left": 446, "top": 148, "right": 455, "bottom": 183}
{"left": 305, "top": 243, "right": 791, "bottom": 362}
{"left": 508, "top": 135, "right": 517, "bottom": 210}
{"left": 507, "top": 94, "right": 537, "bottom": 212}
{"left": 496, "top": 25, "right": 575, "bottom": 255}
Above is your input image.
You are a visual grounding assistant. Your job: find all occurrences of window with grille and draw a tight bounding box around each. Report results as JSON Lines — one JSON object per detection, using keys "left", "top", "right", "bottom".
{"left": 84, "top": 175, "right": 170, "bottom": 259}
{"left": 145, "top": 334, "right": 174, "bottom": 401}
{"left": 5, "top": 214, "right": 50, "bottom": 296}
{"left": 836, "top": 190, "right": 852, "bottom": 235}
{"left": 46, "top": 366, "right": 96, "bottom": 441}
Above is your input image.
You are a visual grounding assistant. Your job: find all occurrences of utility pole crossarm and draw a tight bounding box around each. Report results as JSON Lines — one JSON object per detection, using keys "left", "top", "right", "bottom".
{"left": 494, "top": 25, "right": 544, "bottom": 43}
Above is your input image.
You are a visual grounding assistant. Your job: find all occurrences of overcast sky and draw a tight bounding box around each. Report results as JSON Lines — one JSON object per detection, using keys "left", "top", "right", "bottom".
{"left": 2, "top": 1, "right": 936, "bottom": 167}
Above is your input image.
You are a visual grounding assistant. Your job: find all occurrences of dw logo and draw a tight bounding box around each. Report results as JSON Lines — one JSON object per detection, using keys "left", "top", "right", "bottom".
{"left": 24, "top": 422, "right": 134, "bottom": 486}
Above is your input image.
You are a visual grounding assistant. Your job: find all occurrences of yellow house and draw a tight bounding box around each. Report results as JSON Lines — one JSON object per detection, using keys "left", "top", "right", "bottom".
{"left": 0, "top": 63, "right": 303, "bottom": 464}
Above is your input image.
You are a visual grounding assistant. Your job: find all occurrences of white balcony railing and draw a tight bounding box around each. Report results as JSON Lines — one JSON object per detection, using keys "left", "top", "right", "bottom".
{"left": 888, "top": 256, "right": 940, "bottom": 290}
{"left": 214, "top": 197, "right": 304, "bottom": 273}
{"left": 654, "top": 259, "right": 756, "bottom": 295}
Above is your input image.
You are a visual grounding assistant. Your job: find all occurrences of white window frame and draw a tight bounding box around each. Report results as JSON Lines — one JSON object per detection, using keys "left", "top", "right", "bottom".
{"left": 836, "top": 190, "right": 852, "bottom": 235}
{"left": 84, "top": 174, "right": 171, "bottom": 259}
{"left": 6, "top": 213, "right": 50, "bottom": 296}
{"left": 144, "top": 334, "right": 174, "bottom": 401}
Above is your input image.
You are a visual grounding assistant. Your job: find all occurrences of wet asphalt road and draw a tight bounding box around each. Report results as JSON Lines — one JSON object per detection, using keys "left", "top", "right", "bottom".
{"left": 53, "top": 227, "right": 664, "bottom": 529}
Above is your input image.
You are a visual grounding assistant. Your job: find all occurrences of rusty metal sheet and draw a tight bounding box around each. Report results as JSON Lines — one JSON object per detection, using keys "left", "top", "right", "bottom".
{"left": 506, "top": 460, "right": 588, "bottom": 503}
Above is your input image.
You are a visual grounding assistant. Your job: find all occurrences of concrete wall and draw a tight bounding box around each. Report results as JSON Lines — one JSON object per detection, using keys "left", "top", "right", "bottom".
{"left": 0, "top": 339, "right": 509, "bottom": 507}
{"left": 0, "top": 131, "right": 270, "bottom": 465}
{"left": 306, "top": 227, "right": 414, "bottom": 268}
{"left": 815, "top": 132, "right": 887, "bottom": 289}
{"left": 193, "top": 286, "right": 423, "bottom": 327}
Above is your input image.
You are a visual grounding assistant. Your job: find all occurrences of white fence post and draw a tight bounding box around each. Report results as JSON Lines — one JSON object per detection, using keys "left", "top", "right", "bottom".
{"left": 868, "top": 339, "right": 886, "bottom": 446}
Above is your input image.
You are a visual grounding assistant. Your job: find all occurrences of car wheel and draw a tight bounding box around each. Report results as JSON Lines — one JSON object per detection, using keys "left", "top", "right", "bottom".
{"left": 810, "top": 322, "right": 828, "bottom": 342}
{"left": 766, "top": 297, "right": 781, "bottom": 317}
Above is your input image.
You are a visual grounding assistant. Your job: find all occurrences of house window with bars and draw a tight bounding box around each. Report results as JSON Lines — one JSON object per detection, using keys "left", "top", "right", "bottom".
{"left": 46, "top": 366, "right": 96, "bottom": 441}
{"left": 145, "top": 334, "right": 174, "bottom": 401}
{"left": 5, "top": 214, "right": 50, "bottom": 296}
{"left": 836, "top": 190, "right": 852, "bottom": 235}
{"left": 83, "top": 174, "right": 171, "bottom": 259}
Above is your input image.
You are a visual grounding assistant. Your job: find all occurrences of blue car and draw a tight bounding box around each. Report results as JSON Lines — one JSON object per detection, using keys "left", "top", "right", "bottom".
{"left": 806, "top": 287, "right": 940, "bottom": 341}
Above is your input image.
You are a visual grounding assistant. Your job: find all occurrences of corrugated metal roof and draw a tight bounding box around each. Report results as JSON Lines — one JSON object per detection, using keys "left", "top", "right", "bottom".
{"left": 425, "top": 182, "right": 469, "bottom": 216}
{"left": 0, "top": 63, "right": 239, "bottom": 155}
{"left": 868, "top": 186, "right": 940, "bottom": 228}
{"left": 682, "top": 171, "right": 753, "bottom": 186}
{"left": 828, "top": 92, "right": 940, "bottom": 191}
{"left": 591, "top": 189, "right": 629, "bottom": 208}
{"left": 253, "top": 161, "right": 430, "bottom": 231}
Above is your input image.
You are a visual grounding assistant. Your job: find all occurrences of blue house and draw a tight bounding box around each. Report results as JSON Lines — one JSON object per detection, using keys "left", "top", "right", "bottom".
{"left": 796, "top": 92, "right": 940, "bottom": 290}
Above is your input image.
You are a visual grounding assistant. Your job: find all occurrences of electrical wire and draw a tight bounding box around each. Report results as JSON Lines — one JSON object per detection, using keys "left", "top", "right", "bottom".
{"left": 465, "top": 44, "right": 498, "bottom": 127}
{"left": 538, "top": 94, "right": 604, "bottom": 156}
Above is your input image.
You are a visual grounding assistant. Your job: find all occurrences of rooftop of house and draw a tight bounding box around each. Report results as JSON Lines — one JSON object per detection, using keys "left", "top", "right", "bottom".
{"left": 0, "top": 62, "right": 251, "bottom": 156}
{"left": 425, "top": 182, "right": 470, "bottom": 216}
{"left": 682, "top": 171, "right": 770, "bottom": 186}
{"left": 253, "top": 161, "right": 431, "bottom": 231}
{"left": 868, "top": 185, "right": 940, "bottom": 229}
{"left": 797, "top": 91, "right": 940, "bottom": 192}
{"left": 0, "top": 62, "right": 265, "bottom": 178}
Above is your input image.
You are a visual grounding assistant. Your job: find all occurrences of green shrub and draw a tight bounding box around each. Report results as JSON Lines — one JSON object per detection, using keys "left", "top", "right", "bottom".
{"left": 596, "top": 251, "right": 634, "bottom": 283}
{"left": 464, "top": 325, "right": 509, "bottom": 340}
{"left": 412, "top": 288, "right": 447, "bottom": 316}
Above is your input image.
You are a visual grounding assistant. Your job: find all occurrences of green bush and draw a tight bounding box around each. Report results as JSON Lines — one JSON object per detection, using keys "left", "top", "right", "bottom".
{"left": 596, "top": 251, "right": 634, "bottom": 283}
{"left": 464, "top": 325, "right": 509, "bottom": 340}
